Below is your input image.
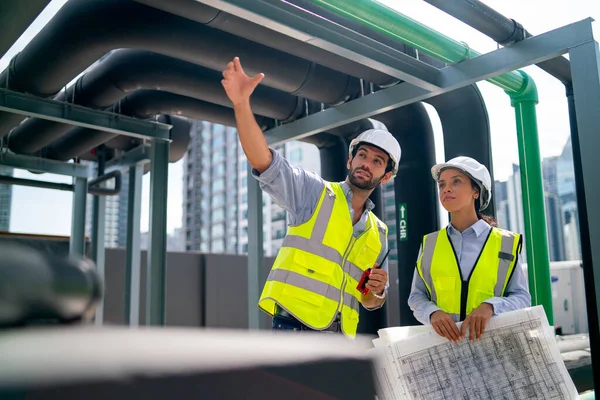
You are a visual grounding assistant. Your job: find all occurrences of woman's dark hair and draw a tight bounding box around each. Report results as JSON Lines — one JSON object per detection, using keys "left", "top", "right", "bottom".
{"left": 471, "top": 180, "right": 498, "bottom": 227}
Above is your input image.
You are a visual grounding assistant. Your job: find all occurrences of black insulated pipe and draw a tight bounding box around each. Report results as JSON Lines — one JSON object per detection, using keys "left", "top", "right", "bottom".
{"left": 44, "top": 91, "right": 273, "bottom": 161}
{"left": 7, "top": 49, "right": 305, "bottom": 154}
{"left": 0, "top": 0, "right": 361, "bottom": 139}
{"left": 134, "top": 0, "right": 400, "bottom": 87}
{"left": 423, "top": 0, "right": 572, "bottom": 86}
{"left": 377, "top": 103, "right": 438, "bottom": 327}
{"left": 105, "top": 115, "right": 194, "bottom": 168}
{"left": 0, "top": 1, "right": 52, "bottom": 58}
{"left": 425, "top": 84, "right": 496, "bottom": 215}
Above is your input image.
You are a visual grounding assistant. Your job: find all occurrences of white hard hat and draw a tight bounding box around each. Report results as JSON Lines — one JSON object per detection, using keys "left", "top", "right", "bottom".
{"left": 431, "top": 156, "right": 492, "bottom": 211}
{"left": 348, "top": 129, "right": 401, "bottom": 177}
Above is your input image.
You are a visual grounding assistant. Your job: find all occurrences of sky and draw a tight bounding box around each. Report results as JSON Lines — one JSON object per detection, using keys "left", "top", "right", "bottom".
{"left": 4, "top": 0, "right": 600, "bottom": 237}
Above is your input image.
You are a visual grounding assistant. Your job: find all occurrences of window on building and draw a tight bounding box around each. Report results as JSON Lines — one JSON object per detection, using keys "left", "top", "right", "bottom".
{"left": 212, "top": 178, "right": 224, "bottom": 192}
{"left": 212, "top": 148, "right": 225, "bottom": 164}
{"left": 201, "top": 126, "right": 210, "bottom": 140}
{"left": 212, "top": 239, "right": 225, "bottom": 253}
{"left": 289, "top": 148, "right": 302, "bottom": 163}
{"left": 212, "top": 123, "right": 225, "bottom": 137}
{"left": 213, "top": 193, "right": 225, "bottom": 207}
{"left": 213, "top": 208, "right": 224, "bottom": 223}
{"left": 228, "top": 128, "right": 238, "bottom": 142}
{"left": 211, "top": 224, "right": 224, "bottom": 237}
{"left": 212, "top": 134, "right": 224, "bottom": 148}
{"left": 214, "top": 164, "right": 225, "bottom": 176}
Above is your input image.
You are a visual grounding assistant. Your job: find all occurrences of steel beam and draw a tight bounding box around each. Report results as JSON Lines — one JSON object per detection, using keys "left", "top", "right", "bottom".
{"left": 125, "top": 164, "right": 143, "bottom": 326}
{"left": 196, "top": 0, "right": 442, "bottom": 91}
{"left": 104, "top": 145, "right": 151, "bottom": 175}
{"left": 247, "top": 165, "right": 264, "bottom": 330}
{"left": 0, "top": 88, "right": 172, "bottom": 141}
{"left": 69, "top": 177, "right": 87, "bottom": 257}
{"left": 568, "top": 38, "right": 600, "bottom": 387}
{"left": 0, "top": 152, "right": 89, "bottom": 178}
{"left": 91, "top": 156, "right": 106, "bottom": 326}
{"left": 263, "top": 18, "right": 594, "bottom": 145}
{"left": 0, "top": 175, "right": 73, "bottom": 191}
{"left": 146, "top": 140, "right": 170, "bottom": 326}
{"left": 90, "top": 195, "right": 106, "bottom": 325}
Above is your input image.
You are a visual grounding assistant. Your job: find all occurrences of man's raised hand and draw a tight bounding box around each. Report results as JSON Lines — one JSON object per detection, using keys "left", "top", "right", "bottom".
{"left": 221, "top": 57, "right": 264, "bottom": 107}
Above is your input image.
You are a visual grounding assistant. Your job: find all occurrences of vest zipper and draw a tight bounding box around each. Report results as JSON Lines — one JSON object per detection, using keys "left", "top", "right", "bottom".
{"left": 338, "top": 236, "right": 356, "bottom": 313}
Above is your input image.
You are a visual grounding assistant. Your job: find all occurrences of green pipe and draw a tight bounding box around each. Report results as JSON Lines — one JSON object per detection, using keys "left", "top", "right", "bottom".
{"left": 308, "top": 0, "right": 524, "bottom": 92}
{"left": 309, "top": 0, "right": 554, "bottom": 323}
{"left": 508, "top": 73, "right": 554, "bottom": 325}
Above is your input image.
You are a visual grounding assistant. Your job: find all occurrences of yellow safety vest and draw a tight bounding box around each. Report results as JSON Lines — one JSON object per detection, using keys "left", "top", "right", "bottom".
{"left": 416, "top": 226, "right": 522, "bottom": 321}
{"left": 258, "top": 181, "right": 387, "bottom": 338}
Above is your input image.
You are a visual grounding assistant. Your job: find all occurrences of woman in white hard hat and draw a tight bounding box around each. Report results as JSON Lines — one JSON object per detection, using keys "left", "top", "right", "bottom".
{"left": 408, "top": 156, "right": 531, "bottom": 343}
{"left": 222, "top": 57, "right": 401, "bottom": 338}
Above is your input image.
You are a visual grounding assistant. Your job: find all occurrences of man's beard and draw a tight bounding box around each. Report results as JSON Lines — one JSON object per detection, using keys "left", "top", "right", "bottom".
{"left": 348, "top": 166, "right": 384, "bottom": 190}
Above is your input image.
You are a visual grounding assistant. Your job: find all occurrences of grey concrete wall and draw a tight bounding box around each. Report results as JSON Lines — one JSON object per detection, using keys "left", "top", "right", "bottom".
{"left": 102, "top": 248, "right": 276, "bottom": 329}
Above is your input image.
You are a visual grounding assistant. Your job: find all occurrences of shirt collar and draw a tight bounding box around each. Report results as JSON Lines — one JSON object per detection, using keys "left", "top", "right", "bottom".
{"left": 448, "top": 218, "right": 490, "bottom": 237}
{"left": 340, "top": 181, "right": 375, "bottom": 212}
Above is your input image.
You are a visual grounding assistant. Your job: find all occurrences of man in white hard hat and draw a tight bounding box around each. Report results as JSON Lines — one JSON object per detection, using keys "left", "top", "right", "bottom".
{"left": 222, "top": 57, "right": 400, "bottom": 338}
{"left": 408, "top": 156, "right": 531, "bottom": 343}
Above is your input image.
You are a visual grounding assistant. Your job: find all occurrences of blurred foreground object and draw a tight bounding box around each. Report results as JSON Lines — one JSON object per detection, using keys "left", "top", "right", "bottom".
{"left": 0, "top": 241, "right": 102, "bottom": 327}
{"left": 0, "top": 327, "right": 375, "bottom": 399}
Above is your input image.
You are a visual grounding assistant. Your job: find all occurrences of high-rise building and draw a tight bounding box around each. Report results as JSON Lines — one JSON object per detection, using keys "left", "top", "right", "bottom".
{"left": 542, "top": 156, "right": 566, "bottom": 261}
{"left": 183, "top": 121, "right": 321, "bottom": 255}
{"left": 183, "top": 121, "right": 239, "bottom": 253}
{"left": 494, "top": 180, "right": 511, "bottom": 231}
{"left": 556, "top": 138, "right": 581, "bottom": 260}
{"left": 0, "top": 166, "right": 13, "bottom": 231}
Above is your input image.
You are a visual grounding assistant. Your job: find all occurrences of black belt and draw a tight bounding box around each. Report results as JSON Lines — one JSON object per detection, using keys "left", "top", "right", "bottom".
{"left": 274, "top": 305, "right": 341, "bottom": 333}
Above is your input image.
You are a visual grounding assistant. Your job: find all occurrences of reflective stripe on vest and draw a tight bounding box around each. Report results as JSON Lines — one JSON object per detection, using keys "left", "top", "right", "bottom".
{"left": 266, "top": 268, "right": 360, "bottom": 315}
{"left": 417, "top": 227, "right": 520, "bottom": 321}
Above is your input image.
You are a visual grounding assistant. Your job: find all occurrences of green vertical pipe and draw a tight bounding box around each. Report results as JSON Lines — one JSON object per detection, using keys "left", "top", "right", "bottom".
{"left": 507, "top": 72, "right": 553, "bottom": 325}
{"left": 308, "top": 0, "right": 524, "bottom": 92}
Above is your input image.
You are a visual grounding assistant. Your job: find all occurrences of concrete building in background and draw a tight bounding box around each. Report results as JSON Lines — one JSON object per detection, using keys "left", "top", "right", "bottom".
{"left": 494, "top": 180, "right": 511, "bottom": 231}
{"left": 542, "top": 156, "right": 566, "bottom": 261}
{"left": 182, "top": 121, "right": 320, "bottom": 256}
{"left": 557, "top": 138, "right": 581, "bottom": 260}
{"left": 0, "top": 166, "right": 13, "bottom": 231}
{"left": 492, "top": 138, "right": 582, "bottom": 264}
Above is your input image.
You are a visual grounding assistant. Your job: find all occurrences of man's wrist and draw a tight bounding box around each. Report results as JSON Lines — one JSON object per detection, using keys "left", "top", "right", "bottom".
{"left": 232, "top": 98, "right": 251, "bottom": 110}
{"left": 481, "top": 301, "right": 495, "bottom": 314}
